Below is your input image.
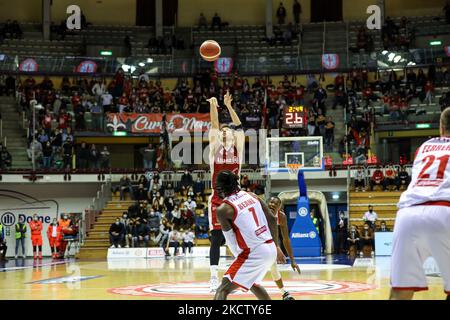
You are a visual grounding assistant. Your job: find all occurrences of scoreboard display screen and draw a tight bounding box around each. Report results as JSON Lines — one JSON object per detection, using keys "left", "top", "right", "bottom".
{"left": 283, "top": 106, "right": 306, "bottom": 128}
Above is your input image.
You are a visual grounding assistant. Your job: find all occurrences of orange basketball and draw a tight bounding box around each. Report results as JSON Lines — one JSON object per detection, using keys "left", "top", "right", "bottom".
{"left": 199, "top": 40, "right": 221, "bottom": 62}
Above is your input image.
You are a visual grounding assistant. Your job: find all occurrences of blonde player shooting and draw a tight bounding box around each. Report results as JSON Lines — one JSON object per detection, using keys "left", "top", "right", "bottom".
{"left": 207, "top": 91, "right": 245, "bottom": 291}
{"left": 268, "top": 196, "right": 301, "bottom": 300}
{"left": 389, "top": 107, "right": 450, "bottom": 300}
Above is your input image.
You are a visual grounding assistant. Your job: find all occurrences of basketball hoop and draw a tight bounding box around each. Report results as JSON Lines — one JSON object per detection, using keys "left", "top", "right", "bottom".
{"left": 286, "top": 163, "right": 303, "bottom": 180}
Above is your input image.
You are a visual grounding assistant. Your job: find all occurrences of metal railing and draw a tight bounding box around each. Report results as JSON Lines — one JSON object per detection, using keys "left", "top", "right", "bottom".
{"left": 80, "top": 177, "right": 112, "bottom": 246}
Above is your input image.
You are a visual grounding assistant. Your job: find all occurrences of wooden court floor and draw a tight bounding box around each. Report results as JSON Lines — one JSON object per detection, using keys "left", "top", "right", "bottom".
{"left": 0, "top": 256, "right": 446, "bottom": 300}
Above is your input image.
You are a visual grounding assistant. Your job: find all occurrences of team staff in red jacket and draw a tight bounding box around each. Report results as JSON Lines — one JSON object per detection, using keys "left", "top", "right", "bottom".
{"left": 29, "top": 214, "right": 43, "bottom": 260}
{"left": 47, "top": 218, "right": 61, "bottom": 259}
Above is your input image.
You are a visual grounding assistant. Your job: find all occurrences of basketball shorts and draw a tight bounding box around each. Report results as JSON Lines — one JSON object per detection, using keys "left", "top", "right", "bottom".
{"left": 391, "top": 204, "right": 450, "bottom": 294}
{"left": 208, "top": 193, "right": 223, "bottom": 231}
{"left": 224, "top": 241, "right": 277, "bottom": 291}
{"left": 49, "top": 237, "right": 59, "bottom": 247}
{"left": 31, "top": 235, "right": 43, "bottom": 246}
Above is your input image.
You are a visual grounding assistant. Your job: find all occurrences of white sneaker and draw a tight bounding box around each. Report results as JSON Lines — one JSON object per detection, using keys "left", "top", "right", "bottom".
{"left": 210, "top": 277, "right": 219, "bottom": 292}
{"left": 22, "top": 255, "right": 26, "bottom": 259}
{"left": 118, "top": 245, "right": 122, "bottom": 248}
{"left": 359, "top": 252, "right": 363, "bottom": 257}
{"left": 14, "top": 255, "right": 18, "bottom": 259}
{"left": 110, "top": 245, "right": 115, "bottom": 248}
{"left": 371, "top": 251, "right": 375, "bottom": 257}
{"left": 125, "top": 245, "right": 129, "bottom": 248}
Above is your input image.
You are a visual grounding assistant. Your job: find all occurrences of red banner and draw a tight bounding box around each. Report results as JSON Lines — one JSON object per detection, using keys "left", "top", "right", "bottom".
{"left": 106, "top": 113, "right": 211, "bottom": 134}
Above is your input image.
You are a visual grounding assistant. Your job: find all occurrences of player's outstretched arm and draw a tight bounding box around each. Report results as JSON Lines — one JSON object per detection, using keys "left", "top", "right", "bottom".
{"left": 207, "top": 97, "right": 220, "bottom": 130}
{"left": 256, "top": 197, "right": 286, "bottom": 264}
{"left": 224, "top": 91, "right": 241, "bottom": 127}
{"left": 216, "top": 203, "right": 240, "bottom": 257}
{"left": 279, "top": 211, "right": 301, "bottom": 274}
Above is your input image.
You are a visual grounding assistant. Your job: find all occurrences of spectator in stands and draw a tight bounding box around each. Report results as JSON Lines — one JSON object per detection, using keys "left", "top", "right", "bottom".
{"left": 211, "top": 13, "right": 222, "bottom": 31}
{"left": 180, "top": 207, "right": 194, "bottom": 230}
{"left": 118, "top": 174, "right": 134, "bottom": 200}
{"left": 277, "top": 2, "right": 287, "bottom": 25}
{"left": 397, "top": 166, "right": 410, "bottom": 190}
{"left": 62, "top": 137, "right": 73, "bottom": 169}
{"left": 240, "top": 175, "right": 251, "bottom": 192}
{"left": 198, "top": 13, "right": 208, "bottom": 29}
{"left": 89, "top": 144, "right": 100, "bottom": 169}
{"left": 315, "top": 109, "right": 326, "bottom": 136}
{"left": 109, "top": 218, "right": 125, "bottom": 248}
{"left": 184, "top": 196, "right": 197, "bottom": 213}
{"left": 99, "top": 146, "right": 110, "bottom": 169}
{"left": 5, "top": 74, "right": 15, "bottom": 96}
{"left": 134, "top": 218, "right": 150, "bottom": 247}
{"left": 336, "top": 211, "right": 348, "bottom": 254}
{"left": 378, "top": 220, "right": 390, "bottom": 232}
{"left": 370, "top": 166, "right": 385, "bottom": 191}
{"left": 0, "top": 145, "right": 12, "bottom": 169}
{"left": 346, "top": 225, "right": 360, "bottom": 255}
{"left": 135, "top": 184, "right": 148, "bottom": 201}
{"left": 42, "top": 141, "right": 53, "bottom": 168}
{"left": 324, "top": 116, "right": 335, "bottom": 152}
{"left": 171, "top": 205, "right": 181, "bottom": 227}
{"left": 101, "top": 90, "right": 114, "bottom": 113}
{"left": 293, "top": 0, "right": 302, "bottom": 24}
{"left": 90, "top": 102, "right": 103, "bottom": 131}
{"left": 383, "top": 165, "right": 397, "bottom": 191}
{"left": 27, "top": 139, "right": 43, "bottom": 165}
{"left": 180, "top": 170, "right": 194, "bottom": 195}
{"left": 120, "top": 212, "right": 131, "bottom": 248}
{"left": 360, "top": 222, "right": 374, "bottom": 256}
{"left": 445, "top": 1, "right": 450, "bottom": 24}
{"left": 362, "top": 205, "right": 378, "bottom": 230}
{"left": 148, "top": 208, "right": 161, "bottom": 241}
{"left": 193, "top": 177, "right": 205, "bottom": 201}
{"left": 423, "top": 80, "right": 434, "bottom": 105}
{"left": 77, "top": 142, "right": 90, "bottom": 169}
{"left": 195, "top": 210, "right": 209, "bottom": 239}
{"left": 354, "top": 167, "right": 366, "bottom": 192}
{"left": 182, "top": 229, "right": 195, "bottom": 256}
{"left": 140, "top": 144, "right": 156, "bottom": 169}
{"left": 166, "top": 228, "right": 182, "bottom": 256}
{"left": 164, "top": 183, "right": 175, "bottom": 199}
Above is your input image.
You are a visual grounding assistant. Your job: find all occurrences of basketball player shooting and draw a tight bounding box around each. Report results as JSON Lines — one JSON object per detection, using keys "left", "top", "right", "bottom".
{"left": 389, "top": 107, "right": 450, "bottom": 300}
{"left": 207, "top": 91, "right": 245, "bottom": 292}
{"left": 213, "top": 171, "right": 286, "bottom": 300}
{"left": 268, "top": 196, "right": 301, "bottom": 300}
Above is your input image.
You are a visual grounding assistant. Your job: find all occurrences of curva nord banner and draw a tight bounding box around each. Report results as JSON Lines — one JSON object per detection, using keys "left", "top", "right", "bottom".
{"left": 106, "top": 113, "right": 211, "bottom": 134}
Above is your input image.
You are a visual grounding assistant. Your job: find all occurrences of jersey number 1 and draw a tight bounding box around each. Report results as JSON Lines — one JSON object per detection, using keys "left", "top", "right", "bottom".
{"left": 417, "top": 155, "right": 450, "bottom": 180}
{"left": 249, "top": 207, "right": 259, "bottom": 226}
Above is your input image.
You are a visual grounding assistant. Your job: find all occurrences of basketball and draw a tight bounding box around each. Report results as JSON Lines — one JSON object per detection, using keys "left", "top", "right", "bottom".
{"left": 199, "top": 40, "right": 221, "bottom": 62}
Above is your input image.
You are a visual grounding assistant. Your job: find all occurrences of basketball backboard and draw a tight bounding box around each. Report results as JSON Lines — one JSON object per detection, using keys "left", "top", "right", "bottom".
{"left": 265, "top": 136, "right": 324, "bottom": 174}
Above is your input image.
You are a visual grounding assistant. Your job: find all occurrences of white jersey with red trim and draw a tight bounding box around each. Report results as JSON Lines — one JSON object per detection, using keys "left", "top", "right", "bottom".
{"left": 398, "top": 137, "right": 450, "bottom": 209}
{"left": 223, "top": 191, "right": 273, "bottom": 250}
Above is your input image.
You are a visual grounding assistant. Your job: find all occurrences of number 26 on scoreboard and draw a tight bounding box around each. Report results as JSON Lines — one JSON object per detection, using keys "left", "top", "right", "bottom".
{"left": 285, "top": 113, "right": 304, "bottom": 125}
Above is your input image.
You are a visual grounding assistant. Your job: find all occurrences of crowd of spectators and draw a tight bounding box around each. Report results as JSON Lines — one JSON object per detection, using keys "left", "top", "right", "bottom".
{"left": 382, "top": 16, "right": 415, "bottom": 50}
{"left": 0, "top": 20, "right": 22, "bottom": 43}
{"left": 350, "top": 26, "right": 374, "bottom": 53}
{"left": 352, "top": 165, "right": 411, "bottom": 192}
{"left": 197, "top": 12, "right": 229, "bottom": 31}
{"left": 109, "top": 171, "right": 208, "bottom": 255}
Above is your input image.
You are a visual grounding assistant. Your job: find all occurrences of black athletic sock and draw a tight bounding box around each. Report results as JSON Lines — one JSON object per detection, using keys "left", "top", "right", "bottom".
{"left": 446, "top": 294, "right": 450, "bottom": 301}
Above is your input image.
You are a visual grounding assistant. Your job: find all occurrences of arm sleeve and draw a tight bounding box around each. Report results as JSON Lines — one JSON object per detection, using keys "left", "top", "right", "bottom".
{"left": 222, "top": 229, "right": 240, "bottom": 257}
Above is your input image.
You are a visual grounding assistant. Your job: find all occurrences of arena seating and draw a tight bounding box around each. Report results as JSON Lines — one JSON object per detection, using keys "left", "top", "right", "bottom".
{"left": 348, "top": 190, "right": 401, "bottom": 230}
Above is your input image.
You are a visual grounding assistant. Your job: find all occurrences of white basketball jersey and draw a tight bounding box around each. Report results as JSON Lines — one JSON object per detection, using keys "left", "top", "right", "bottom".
{"left": 223, "top": 191, "right": 273, "bottom": 250}
{"left": 398, "top": 137, "right": 450, "bottom": 208}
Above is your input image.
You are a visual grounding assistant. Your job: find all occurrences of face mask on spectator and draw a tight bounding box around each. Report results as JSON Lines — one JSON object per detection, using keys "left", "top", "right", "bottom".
{"left": 123, "top": 214, "right": 127, "bottom": 219}
{"left": 351, "top": 228, "right": 356, "bottom": 232}
{"left": 369, "top": 209, "right": 373, "bottom": 213}
{"left": 115, "top": 221, "right": 120, "bottom": 225}
{"left": 64, "top": 215, "right": 68, "bottom": 220}
{"left": 364, "top": 226, "right": 369, "bottom": 230}
{"left": 33, "top": 216, "right": 38, "bottom": 221}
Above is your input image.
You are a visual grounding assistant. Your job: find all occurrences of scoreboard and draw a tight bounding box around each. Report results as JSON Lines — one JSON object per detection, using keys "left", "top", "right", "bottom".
{"left": 283, "top": 106, "right": 306, "bottom": 129}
